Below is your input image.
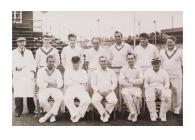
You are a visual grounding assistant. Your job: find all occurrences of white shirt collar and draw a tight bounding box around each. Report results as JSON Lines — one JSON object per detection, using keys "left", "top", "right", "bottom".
{"left": 128, "top": 65, "right": 136, "bottom": 70}
{"left": 43, "top": 45, "right": 52, "bottom": 50}
{"left": 115, "top": 42, "right": 124, "bottom": 47}
{"left": 165, "top": 46, "right": 177, "bottom": 52}
{"left": 68, "top": 44, "right": 80, "bottom": 49}
{"left": 152, "top": 68, "right": 162, "bottom": 73}
{"left": 140, "top": 43, "right": 150, "bottom": 49}
{"left": 18, "top": 47, "right": 25, "bottom": 52}
{"left": 93, "top": 46, "right": 101, "bottom": 52}
{"left": 46, "top": 67, "right": 55, "bottom": 72}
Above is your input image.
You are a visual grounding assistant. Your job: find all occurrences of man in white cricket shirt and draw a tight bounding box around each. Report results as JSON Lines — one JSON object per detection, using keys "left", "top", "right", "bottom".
{"left": 160, "top": 36, "right": 183, "bottom": 115}
{"left": 37, "top": 55, "right": 63, "bottom": 123}
{"left": 84, "top": 37, "right": 108, "bottom": 95}
{"left": 35, "top": 34, "right": 60, "bottom": 69}
{"left": 61, "top": 33, "right": 83, "bottom": 70}
{"left": 144, "top": 58, "right": 171, "bottom": 121}
{"left": 64, "top": 56, "right": 91, "bottom": 123}
{"left": 109, "top": 31, "right": 133, "bottom": 78}
{"left": 109, "top": 31, "right": 133, "bottom": 112}
{"left": 91, "top": 56, "right": 118, "bottom": 122}
{"left": 119, "top": 52, "right": 143, "bottom": 122}
{"left": 134, "top": 33, "right": 159, "bottom": 73}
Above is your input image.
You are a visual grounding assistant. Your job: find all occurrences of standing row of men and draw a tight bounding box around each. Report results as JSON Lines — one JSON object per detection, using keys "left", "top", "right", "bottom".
{"left": 12, "top": 31, "right": 182, "bottom": 123}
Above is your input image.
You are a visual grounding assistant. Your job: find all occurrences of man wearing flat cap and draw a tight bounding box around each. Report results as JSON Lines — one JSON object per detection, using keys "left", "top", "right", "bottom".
{"left": 35, "top": 33, "right": 60, "bottom": 69}
{"left": 144, "top": 58, "right": 171, "bottom": 121}
{"left": 64, "top": 56, "right": 91, "bottom": 123}
{"left": 12, "top": 37, "right": 36, "bottom": 117}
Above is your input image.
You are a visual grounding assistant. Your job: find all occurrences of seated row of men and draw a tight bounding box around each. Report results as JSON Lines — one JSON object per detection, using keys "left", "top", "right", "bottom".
{"left": 12, "top": 31, "right": 182, "bottom": 124}
{"left": 37, "top": 53, "right": 170, "bottom": 123}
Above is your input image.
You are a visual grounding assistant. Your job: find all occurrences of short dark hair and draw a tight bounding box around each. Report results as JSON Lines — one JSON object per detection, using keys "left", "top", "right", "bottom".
{"left": 46, "top": 55, "right": 55, "bottom": 62}
{"left": 71, "top": 56, "right": 80, "bottom": 64}
{"left": 139, "top": 33, "right": 149, "bottom": 39}
{"left": 166, "top": 36, "right": 177, "bottom": 43}
{"left": 114, "top": 31, "right": 123, "bottom": 37}
{"left": 126, "top": 52, "right": 136, "bottom": 59}
{"left": 68, "top": 33, "right": 76, "bottom": 40}
{"left": 151, "top": 58, "right": 161, "bottom": 65}
{"left": 99, "top": 55, "right": 107, "bottom": 61}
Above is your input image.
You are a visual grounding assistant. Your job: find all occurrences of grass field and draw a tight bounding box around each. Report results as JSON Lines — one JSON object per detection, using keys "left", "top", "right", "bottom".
{"left": 12, "top": 98, "right": 183, "bottom": 126}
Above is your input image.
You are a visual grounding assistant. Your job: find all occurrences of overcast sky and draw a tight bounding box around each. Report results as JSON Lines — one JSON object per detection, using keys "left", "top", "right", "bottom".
{"left": 33, "top": 11, "right": 183, "bottom": 41}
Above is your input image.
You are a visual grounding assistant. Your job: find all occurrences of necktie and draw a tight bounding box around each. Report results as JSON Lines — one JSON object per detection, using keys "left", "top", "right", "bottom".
{"left": 20, "top": 49, "right": 24, "bottom": 57}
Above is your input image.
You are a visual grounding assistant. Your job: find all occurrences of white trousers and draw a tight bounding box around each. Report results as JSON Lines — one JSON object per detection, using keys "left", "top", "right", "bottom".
{"left": 88, "top": 69, "right": 95, "bottom": 97}
{"left": 170, "top": 78, "right": 182, "bottom": 113}
{"left": 38, "top": 88, "right": 63, "bottom": 115}
{"left": 92, "top": 91, "right": 118, "bottom": 116}
{"left": 64, "top": 86, "right": 91, "bottom": 119}
{"left": 121, "top": 87, "right": 142, "bottom": 115}
{"left": 145, "top": 87, "right": 171, "bottom": 118}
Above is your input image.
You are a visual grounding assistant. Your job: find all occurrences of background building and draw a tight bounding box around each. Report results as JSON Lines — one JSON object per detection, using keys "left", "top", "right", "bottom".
{"left": 12, "top": 11, "right": 43, "bottom": 55}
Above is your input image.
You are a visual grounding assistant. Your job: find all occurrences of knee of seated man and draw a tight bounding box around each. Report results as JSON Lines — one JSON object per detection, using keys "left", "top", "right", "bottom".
{"left": 110, "top": 96, "right": 118, "bottom": 104}
{"left": 63, "top": 94, "right": 71, "bottom": 103}
{"left": 114, "top": 98, "right": 118, "bottom": 104}
{"left": 91, "top": 96, "right": 100, "bottom": 105}
{"left": 121, "top": 88, "right": 130, "bottom": 97}
{"left": 132, "top": 89, "right": 142, "bottom": 98}
{"left": 162, "top": 89, "right": 171, "bottom": 97}
{"left": 146, "top": 97, "right": 155, "bottom": 102}
{"left": 38, "top": 94, "right": 47, "bottom": 103}
{"left": 84, "top": 95, "right": 91, "bottom": 105}
{"left": 54, "top": 91, "right": 63, "bottom": 100}
{"left": 145, "top": 93, "right": 155, "bottom": 102}
{"left": 55, "top": 95, "right": 64, "bottom": 103}
{"left": 145, "top": 87, "right": 154, "bottom": 94}
{"left": 39, "top": 100, "right": 49, "bottom": 106}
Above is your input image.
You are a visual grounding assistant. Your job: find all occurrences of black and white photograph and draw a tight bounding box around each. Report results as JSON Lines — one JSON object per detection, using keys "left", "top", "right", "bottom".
{"left": 12, "top": 11, "right": 183, "bottom": 126}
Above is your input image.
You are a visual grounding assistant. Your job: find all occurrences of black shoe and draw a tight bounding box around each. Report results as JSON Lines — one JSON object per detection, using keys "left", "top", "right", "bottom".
{"left": 29, "top": 111, "right": 37, "bottom": 115}
{"left": 15, "top": 113, "right": 21, "bottom": 117}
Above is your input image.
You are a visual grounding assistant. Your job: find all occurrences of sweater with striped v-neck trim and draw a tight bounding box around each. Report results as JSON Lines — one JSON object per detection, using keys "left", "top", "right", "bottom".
{"left": 35, "top": 46, "right": 60, "bottom": 68}
{"left": 109, "top": 42, "right": 133, "bottom": 68}
{"left": 160, "top": 46, "right": 183, "bottom": 79}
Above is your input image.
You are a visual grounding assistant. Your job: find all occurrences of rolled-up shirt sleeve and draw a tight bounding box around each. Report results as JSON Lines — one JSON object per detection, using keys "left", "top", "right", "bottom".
{"left": 131, "top": 69, "right": 143, "bottom": 86}
{"left": 119, "top": 68, "right": 131, "bottom": 87}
